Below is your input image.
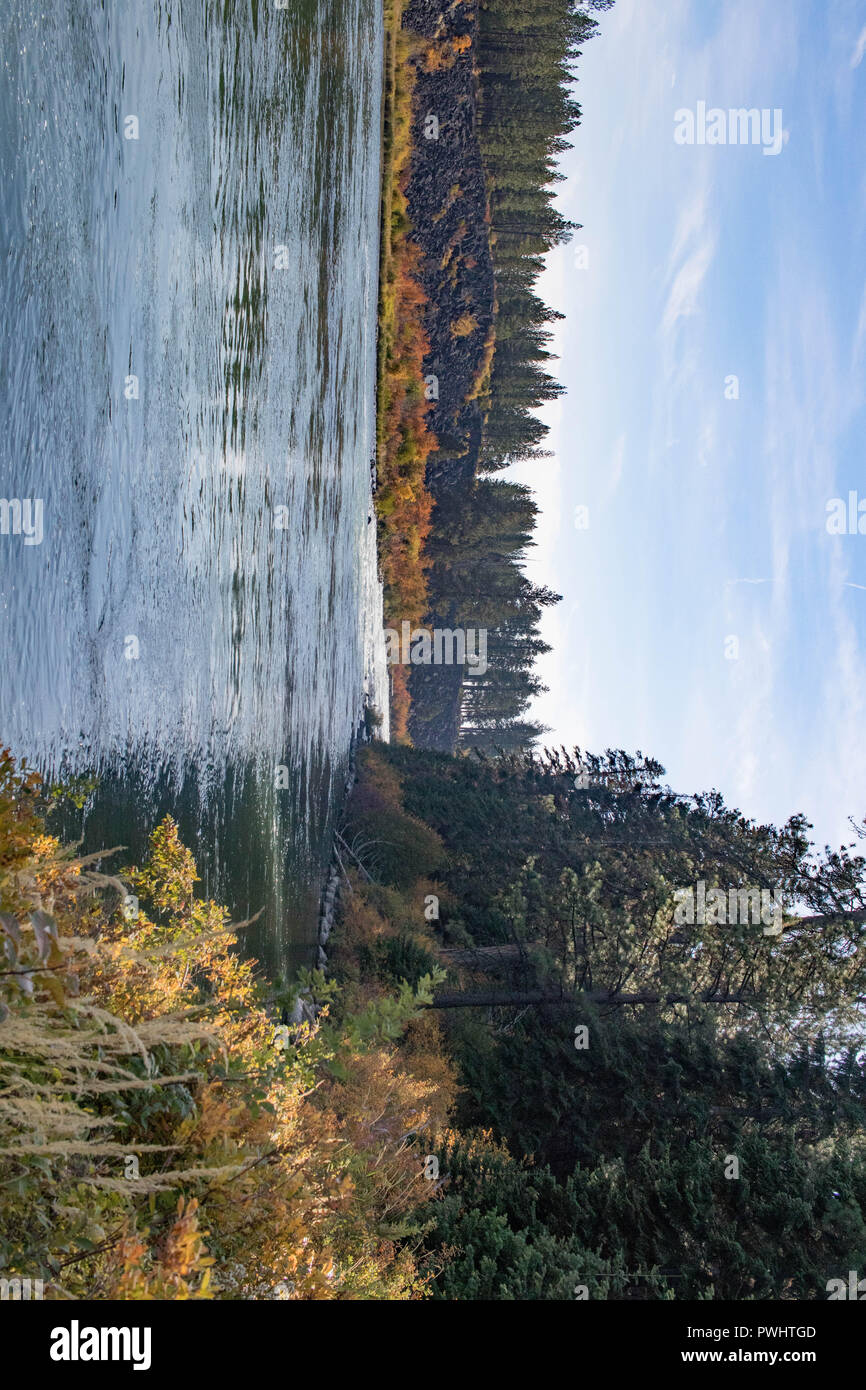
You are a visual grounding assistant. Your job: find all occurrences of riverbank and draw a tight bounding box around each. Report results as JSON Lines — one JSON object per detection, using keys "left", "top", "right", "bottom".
{"left": 374, "top": 0, "right": 497, "bottom": 746}
{"left": 309, "top": 727, "right": 363, "bottom": 986}
{"left": 374, "top": 0, "right": 437, "bottom": 742}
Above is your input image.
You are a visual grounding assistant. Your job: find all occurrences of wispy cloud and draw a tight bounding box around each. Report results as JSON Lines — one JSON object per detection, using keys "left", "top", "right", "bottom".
{"left": 661, "top": 234, "right": 716, "bottom": 333}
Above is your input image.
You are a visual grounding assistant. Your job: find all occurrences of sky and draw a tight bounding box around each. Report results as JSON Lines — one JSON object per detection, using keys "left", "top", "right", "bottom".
{"left": 510, "top": 0, "right": 866, "bottom": 853}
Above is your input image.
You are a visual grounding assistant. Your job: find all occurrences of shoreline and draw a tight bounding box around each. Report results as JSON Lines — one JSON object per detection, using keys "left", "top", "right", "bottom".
{"left": 298, "top": 722, "right": 366, "bottom": 1016}
{"left": 307, "top": 0, "right": 400, "bottom": 987}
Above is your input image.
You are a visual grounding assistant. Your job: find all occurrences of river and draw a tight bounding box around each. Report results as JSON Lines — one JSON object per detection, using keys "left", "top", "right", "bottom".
{"left": 0, "top": 0, "right": 388, "bottom": 975}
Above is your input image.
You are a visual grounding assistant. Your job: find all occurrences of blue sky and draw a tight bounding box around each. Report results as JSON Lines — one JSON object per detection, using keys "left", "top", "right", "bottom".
{"left": 511, "top": 0, "right": 866, "bottom": 852}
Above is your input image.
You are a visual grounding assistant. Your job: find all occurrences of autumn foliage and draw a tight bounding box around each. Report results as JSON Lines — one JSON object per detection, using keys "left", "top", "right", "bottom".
{"left": 376, "top": 2, "right": 438, "bottom": 741}
{"left": 0, "top": 752, "right": 453, "bottom": 1299}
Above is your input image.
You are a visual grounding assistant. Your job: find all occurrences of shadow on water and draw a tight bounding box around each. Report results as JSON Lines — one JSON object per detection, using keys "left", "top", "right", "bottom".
{"left": 53, "top": 751, "right": 332, "bottom": 980}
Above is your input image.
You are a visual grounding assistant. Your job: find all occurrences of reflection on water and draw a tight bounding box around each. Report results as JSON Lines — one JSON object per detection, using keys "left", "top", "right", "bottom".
{"left": 0, "top": 0, "right": 388, "bottom": 975}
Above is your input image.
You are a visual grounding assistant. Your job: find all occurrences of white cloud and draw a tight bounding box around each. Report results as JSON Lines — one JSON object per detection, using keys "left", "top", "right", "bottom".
{"left": 666, "top": 187, "right": 711, "bottom": 271}
{"left": 661, "top": 237, "right": 716, "bottom": 332}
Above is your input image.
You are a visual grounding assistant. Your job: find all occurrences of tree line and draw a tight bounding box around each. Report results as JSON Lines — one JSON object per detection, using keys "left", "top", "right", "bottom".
{"left": 410, "top": 1, "right": 615, "bottom": 749}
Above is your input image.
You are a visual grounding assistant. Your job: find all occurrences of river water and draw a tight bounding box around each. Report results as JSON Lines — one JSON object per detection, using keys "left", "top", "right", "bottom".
{"left": 0, "top": 0, "right": 388, "bottom": 975}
